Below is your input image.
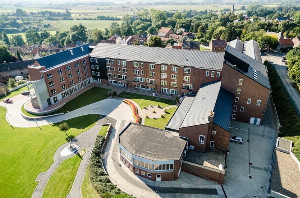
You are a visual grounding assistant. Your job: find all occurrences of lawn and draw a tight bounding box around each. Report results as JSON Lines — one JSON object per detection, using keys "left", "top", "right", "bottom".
{"left": 81, "top": 165, "right": 100, "bottom": 198}
{"left": 0, "top": 108, "right": 99, "bottom": 198}
{"left": 0, "top": 86, "right": 29, "bottom": 100}
{"left": 118, "top": 92, "right": 176, "bottom": 109}
{"left": 145, "top": 107, "right": 177, "bottom": 129}
{"left": 43, "top": 154, "right": 83, "bottom": 198}
{"left": 266, "top": 61, "right": 300, "bottom": 160}
{"left": 7, "top": 31, "right": 56, "bottom": 42}
{"left": 98, "top": 125, "right": 109, "bottom": 136}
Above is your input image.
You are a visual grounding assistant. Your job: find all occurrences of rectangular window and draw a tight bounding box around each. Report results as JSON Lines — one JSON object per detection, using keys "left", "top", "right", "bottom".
{"left": 134, "top": 62, "right": 139, "bottom": 67}
{"left": 60, "top": 77, "right": 64, "bottom": 82}
{"left": 51, "top": 89, "right": 56, "bottom": 95}
{"left": 141, "top": 70, "right": 144, "bottom": 75}
{"left": 134, "top": 70, "right": 140, "bottom": 75}
{"left": 67, "top": 65, "right": 71, "bottom": 71}
{"left": 184, "top": 76, "right": 190, "bottom": 83}
{"left": 211, "top": 71, "right": 215, "bottom": 77}
{"left": 256, "top": 100, "right": 261, "bottom": 106}
{"left": 233, "top": 105, "right": 237, "bottom": 112}
{"left": 206, "top": 70, "right": 209, "bottom": 76}
{"left": 117, "top": 60, "right": 120, "bottom": 65}
{"left": 247, "top": 98, "right": 251, "bottom": 104}
{"left": 216, "top": 72, "right": 220, "bottom": 77}
{"left": 135, "top": 169, "right": 139, "bottom": 174}
{"left": 70, "top": 80, "right": 74, "bottom": 86}
{"left": 75, "top": 62, "right": 79, "bottom": 68}
{"left": 118, "top": 67, "right": 121, "bottom": 72}
{"left": 150, "top": 71, "right": 155, "bottom": 77}
{"left": 240, "top": 106, "right": 245, "bottom": 112}
{"left": 77, "top": 69, "right": 80, "bottom": 75}
{"left": 49, "top": 81, "right": 54, "bottom": 88}
{"left": 68, "top": 73, "right": 73, "bottom": 78}
{"left": 171, "top": 82, "right": 177, "bottom": 88}
{"left": 161, "top": 80, "right": 167, "bottom": 86}
{"left": 112, "top": 67, "right": 115, "bottom": 71}
{"left": 78, "top": 77, "right": 81, "bottom": 82}
{"left": 171, "top": 74, "right": 177, "bottom": 80}
{"left": 121, "top": 61, "right": 126, "bottom": 67}
{"left": 149, "top": 64, "right": 155, "bottom": 70}
{"left": 112, "top": 59, "right": 114, "bottom": 64}
{"left": 235, "top": 97, "right": 239, "bottom": 102}
{"left": 184, "top": 68, "right": 191, "bottom": 74}
{"left": 210, "top": 141, "right": 215, "bottom": 147}
{"left": 161, "top": 65, "right": 167, "bottom": 71}
{"left": 237, "top": 88, "right": 241, "bottom": 94}
{"left": 239, "top": 79, "right": 243, "bottom": 85}
{"left": 47, "top": 73, "right": 52, "bottom": 79}
{"left": 171, "top": 66, "right": 178, "bottom": 73}
{"left": 141, "top": 63, "right": 144, "bottom": 68}
{"left": 141, "top": 171, "right": 145, "bottom": 176}
{"left": 106, "top": 59, "right": 111, "bottom": 64}
{"left": 147, "top": 173, "right": 151, "bottom": 178}
{"left": 62, "top": 84, "right": 66, "bottom": 90}
{"left": 106, "top": 66, "right": 111, "bottom": 71}
{"left": 122, "top": 68, "right": 127, "bottom": 73}
{"left": 96, "top": 65, "right": 99, "bottom": 70}
{"left": 90, "top": 58, "right": 94, "bottom": 62}
{"left": 91, "top": 65, "right": 95, "bottom": 69}
{"left": 83, "top": 60, "right": 86, "bottom": 65}
{"left": 199, "top": 135, "right": 205, "bottom": 144}
{"left": 58, "top": 69, "right": 62, "bottom": 75}
{"left": 161, "top": 73, "right": 167, "bottom": 79}
{"left": 232, "top": 114, "right": 236, "bottom": 120}
{"left": 84, "top": 66, "right": 87, "bottom": 71}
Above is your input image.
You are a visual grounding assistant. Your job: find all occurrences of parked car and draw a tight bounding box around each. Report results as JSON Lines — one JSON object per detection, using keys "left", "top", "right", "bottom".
{"left": 3, "top": 98, "right": 13, "bottom": 103}
{"left": 230, "top": 136, "right": 243, "bottom": 144}
{"left": 21, "top": 91, "right": 30, "bottom": 95}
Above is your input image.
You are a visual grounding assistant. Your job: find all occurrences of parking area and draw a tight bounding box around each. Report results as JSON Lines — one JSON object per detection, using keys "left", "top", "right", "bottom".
{"left": 223, "top": 121, "right": 278, "bottom": 198}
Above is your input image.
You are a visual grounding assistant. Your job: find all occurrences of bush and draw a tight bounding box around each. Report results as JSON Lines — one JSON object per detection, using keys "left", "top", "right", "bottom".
{"left": 7, "top": 78, "right": 16, "bottom": 88}
{"left": 58, "top": 122, "right": 69, "bottom": 132}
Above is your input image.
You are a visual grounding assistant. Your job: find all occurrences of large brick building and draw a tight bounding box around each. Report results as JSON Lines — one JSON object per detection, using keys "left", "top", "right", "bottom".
{"left": 89, "top": 43, "right": 224, "bottom": 96}
{"left": 27, "top": 44, "right": 91, "bottom": 110}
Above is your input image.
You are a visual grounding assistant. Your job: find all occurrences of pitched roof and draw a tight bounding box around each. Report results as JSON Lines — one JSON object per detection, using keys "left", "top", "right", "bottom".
{"left": 158, "top": 27, "right": 172, "bottom": 33}
{"left": 0, "top": 60, "right": 34, "bottom": 72}
{"left": 225, "top": 46, "right": 271, "bottom": 89}
{"left": 213, "top": 88, "right": 234, "bottom": 130}
{"left": 229, "top": 39, "right": 244, "bottom": 52}
{"left": 35, "top": 44, "right": 89, "bottom": 69}
{"left": 279, "top": 38, "right": 294, "bottom": 46}
{"left": 90, "top": 43, "right": 224, "bottom": 70}
{"left": 119, "top": 123, "right": 186, "bottom": 161}
{"left": 244, "top": 40, "right": 262, "bottom": 63}
{"left": 182, "top": 41, "right": 200, "bottom": 49}
{"left": 180, "top": 81, "right": 221, "bottom": 128}
{"left": 211, "top": 39, "right": 227, "bottom": 48}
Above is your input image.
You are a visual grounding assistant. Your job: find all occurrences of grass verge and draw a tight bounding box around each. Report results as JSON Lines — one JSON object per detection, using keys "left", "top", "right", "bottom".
{"left": 266, "top": 61, "right": 300, "bottom": 160}
{"left": 0, "top": 86, "right": 29, "bottom": 100}
{"left": 43, "top": 154, "right": 83, "bottom": 198}
{"left": 0, "top": 108, "right": 99, "bottom": 198}
{"left": 81, "top": 165, "right": 100, "bottom": 198}
{"left": 145, "top": 107, "right": 177, "bottom": 129}
{"left": 98, "top": 125, "right": 109, "bottom": 136}
{"left": 118, "top": 92, "right": 175, "bottom": 109}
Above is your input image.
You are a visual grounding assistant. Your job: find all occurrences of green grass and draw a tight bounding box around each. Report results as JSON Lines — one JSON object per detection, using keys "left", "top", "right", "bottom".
{"left": 43, "top": 154, "right": 83, "bottom": 198}
{"left": 0, "top": 108, "right": 99, "bottom": 198}
{"left": 81, "top": 165, "right": 99, "bottom": 198}
{"left": 7, "top": 31, "right": 56, "bottom": 42}
{"left": 266, "top": 61, "right": 300, "bottom": 160}
{"left": 145, "top": 107, "right": 177, "bottom": 129}
{"left": 98, "top": 125, "right": 109, "bottom": 136}
{"left": 0, "top": 86, "right": 29, "bottom": 100}
{"left": 118, "top": 92, "right": 176, "bottom": 109}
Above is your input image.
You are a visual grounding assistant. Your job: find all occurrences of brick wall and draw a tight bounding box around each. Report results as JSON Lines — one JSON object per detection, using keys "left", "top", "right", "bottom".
{"left": 211, "top": 124, "right": 230, "bottom": 151}
{"left": 221, "top": 63, "right": 270, "bottom": 123}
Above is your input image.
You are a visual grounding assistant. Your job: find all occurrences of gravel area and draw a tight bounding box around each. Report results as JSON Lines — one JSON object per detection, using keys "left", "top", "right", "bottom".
{"left": 271, "top": 150, "right": 300, "bottom": 198}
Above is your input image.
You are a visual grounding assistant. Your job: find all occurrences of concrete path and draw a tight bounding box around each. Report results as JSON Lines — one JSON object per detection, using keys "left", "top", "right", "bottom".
{"left": 103, "top": 120, "right": 224, "bottom": 198}
{"left": 0, "top": 94, "right": 133, "bottom": 128}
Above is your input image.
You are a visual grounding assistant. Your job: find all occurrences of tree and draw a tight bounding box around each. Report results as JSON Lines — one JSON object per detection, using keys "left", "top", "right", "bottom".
{"left": 147, "top": 26, "right": 157, "bottom": 35}
{"left": 25, "top": 29, "right": 41, "bottom": 44}
{"left": 58, "top": 122, "right": 69, "bottom": 132}
{"left": 40, "top": 30, "right": 50, "bottom": 43}
{"left": 294, "top": 11, "right": 300, "bottom": 25}
{"left": 69, "top": 24, "right": 88, "bottom": 43}
{"left": 120, "top": 22, "right": 133, "bottom": 36}
{"left": 147, "top": 35, "right": 162, "bottom": 47}
{"left": 0, "top": 45, "right": 17, "bottom": 63}
{"left": 109, "top": 22, "right": 121, "bottom": 36}
{"left": 89, "top": 29, "right": 103, "bottom": 43}
{"left": 16, "top": 51, "right": 23, "bottom": 61}
{"left": 260, "top": 35, "right": 278, "bottom": 50}
{"left": 15, "top": 8, "right": 27, "bottom": 17}
{"left": 2, "top": 32, "right": 10, "bottom": 46}
{"left": 10, "top": 35, "right": 25, "bottom": 46}
{"left": 7, "top": 78, "right": 16, "bottom": 88}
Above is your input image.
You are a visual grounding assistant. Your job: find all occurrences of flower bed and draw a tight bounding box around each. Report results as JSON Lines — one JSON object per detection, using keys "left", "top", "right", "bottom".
{"left": 123, "top": 99, "right": 140, "bottom": 123}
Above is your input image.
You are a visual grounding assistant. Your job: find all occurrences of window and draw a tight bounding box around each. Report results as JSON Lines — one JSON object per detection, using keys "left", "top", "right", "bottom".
{"left": 150, "top": 71, "right": 155, "bottom": 77}
{"left": 97, "top": 72, "right": 100, "bottom": 76}
{"left": 216, "top": 72, "right": 220, "bottom": 77}
{"left": 257, "top": 100, "right": 261, "bottom": 106}
{"left": 240, "top": 106, "right": 245, "bottom": 112}
{"left": 60, "top": 77, "right": 64, "bottom": 82}
{"left": 67, "top": 65, "right": 71, "bottom": 71}
{"left": 239, "top": 79, "right": 243, "bottom": 85}
{"left": 58, "top": 69, "right": 62, "bottom": 75}
{"left": 171, "top": 66, "right": 178, "bottom": 73}
{"left": 206, "top": 70, "right": 209, "bottom": 76}
{"left": 83, "top": 60, "right": 86, "bottom": 65}
{"left": 90, "top": 58, "right": 94, "bottom": 62}
{"left": 95, "top": 59, "right": 98, "bottom": 63}
{"left": 161, "top": 65, "right": 167, "bottom": 71}
{"left": 134, "top": 70, "right": 140, "bottom": 75}
{"left": 235, "top": 97, "right": 239, "bottom": 102}
{"left": 171, "top": 82, "right": 177, "bottom": 88}
{"left": 147, "top": 173, "right": 151, "bottom": 178}
{"left": 51, "top": 89, "right": 56, "bottom": 95}
{"left": 96, "top": 65, "right": 99, "bottom": 70}
{"left": 70, "top": 80, "right": 74, "bottom": 86}
{"left": 247, "top": 98, "right": 251, "bottom": 104}
{"left": 41, "top": 75, "right": 44, "bottom": 79}
{"left": 170, "top": 89, "right": 177, "bottom": 95}
{"left": 117, "top": 60, "right": 120, "bottom": 65}
{"left": 171, "top": 74, "right": 177, "bottom": 80}
{"left": 106, "top": 66, "right": 111, "bottom": 71}
{"left": 210, "top": 141, "right": 215, "bottom": 147}
{"left": 233, "top": 105, "right": 237, "bottom": 112}
{"left": 184, "top": 76, "right": 190, "bottom": 83}
{"left": 122, "top": 68, "right": 127, "bottom": 73}
{"left": 112, "top": 59, "right": 114, "bottom": 64}
{"left": 161, "top": 80, "right": 167, "bottom": 86}
{"left": 75, "top": 62, "right": 79, "bottom": 68}
{"left": 121, "top": 61, "right": 126, "bottom": 67}
{"left": 141, "top": 70, "right": 144, "bottom": 75}
{"left": 62, "top": 84, "right": 66, "bottom": 90}
{"left": 78, "top": 77, "right": 82, "bottom": 82}
{"left": 237, "top": 88, "right": 241, "bottom": 94}
{"left": 91, "top": 65, "right": 95, "bottom": 69}
{"left": 141, "top": 171, "right": 145, "bottom": 176}
{"left": 134, "top": 62, "right": 139, "bottom": 67}
{"left": 112, "top": 67, "right": 115, "bottom": 71}
{"left": 106, "top": 59, "right": 111, "bottom": 64}
{"left": 77, "top": 69, "right": 80, "bottom": 75}
{"left": 53, "top": 97, "right": 58, "bottom": 103}
{"left": 212, "top": 131, "right": 217, "bottom": 135}
{"left": 85, "top": 73, "right": 89, "bottom": 78}
{"left": 68, "top": 73, "right": 73, "bottom": 78}
{"left": 149, "top": 64, "right": 155, "bottom": 70}
{"left": 118, "top": 67, "right": 121, "bottom": 72}
{"left": 184, "top": 68, "right": 191, "bottom": 74}
{"left": 49, "top": 81, "right": 54, "bottom": 88}
{"left": 232, "top": 114, "right": 236, "bottom": 120}
{"left": 84, "top": 66, "right": 87, "bottom": 71}
{"left": 47, "top": 73, "right": 52, "bottom": 79}
{"left": 135, "top": 169, "right": 139, "bottom": 174}
{"left": 199, "top": 135, "right": 205, "bottom": 144}
{"left": 161, "top": 73, "right": 167, "bottom": 79}
{"left": 211, "top": 71, "right": 215, "bottom": 77}
{"left": 141, "top": 63, "right": 144, "bottom": 68}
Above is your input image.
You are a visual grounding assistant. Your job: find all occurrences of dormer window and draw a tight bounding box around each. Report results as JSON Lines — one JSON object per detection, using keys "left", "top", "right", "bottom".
{"left": 67, "top": 65, "right": 71, "bottom": 71}
{"left": 47, "top": 73, "right": 52, "bottom": 79}
{"left": 81, "top": 47, "right": 84, "bottom": 51}
{"left": 58, "top": 69, "right": 62, "bottom": 75}
{"left": 75, "top": 62, "right": 79, "bottom": 68}
{"left": 83, "top": 60, "right": 86, "bottom": 65}
{"left": 70, "top": 50, "right": 73, "bottom": 55}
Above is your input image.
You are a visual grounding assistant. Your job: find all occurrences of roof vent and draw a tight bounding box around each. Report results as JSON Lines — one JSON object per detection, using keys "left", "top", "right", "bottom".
{"left": 81, "top": 47, "right": 84, "bottom": 51}
{"left": 70, "top": 50, "right": 73, "bottom": 55}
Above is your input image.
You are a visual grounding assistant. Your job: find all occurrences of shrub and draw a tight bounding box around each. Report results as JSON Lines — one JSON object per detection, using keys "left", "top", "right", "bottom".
{"left": 7, "top": 78, "right": 16, "bottom": 88}
{"left": 58, "top": 122, "right": 69, "bottom": 131}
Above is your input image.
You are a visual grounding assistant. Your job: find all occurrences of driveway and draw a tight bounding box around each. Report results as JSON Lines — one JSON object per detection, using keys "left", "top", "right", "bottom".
{"left": 0, "top": 94, "right": 133, "bottom": 128}
{"left": 223, "top": 121, "right": 278, "bottom": 198}
{"left": 262, "top": 53, "right": 300, "bottom": 118}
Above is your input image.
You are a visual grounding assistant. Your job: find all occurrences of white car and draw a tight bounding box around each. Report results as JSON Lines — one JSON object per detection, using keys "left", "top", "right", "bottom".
{"left": 230, "top": 136, "right": 244, "bottom": 144}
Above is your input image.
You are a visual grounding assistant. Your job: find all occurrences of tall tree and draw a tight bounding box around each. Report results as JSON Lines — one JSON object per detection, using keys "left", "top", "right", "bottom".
{"left": 147, "top": 35, "right": 162, "bottom": 47}
{"left": 40, "top": 30, "right": 50, "bottom": 42}
{"left": 25, "top": 29, "right": 40, "bottom": 44}
{"left": 0, "top": 45, "right": 17, "bottom": 63}
{"left": 10, "top": 35, "right": 25, "bottom": 46}
{"left": 89, "top": 29, "right": 103, "bottom": 43}
{"left": 2, "top": 32, "right": 10, "bottom": 46}
{"left": 66, "top": 24, "right": 88, "bottom": 44}
{"left": 16, "top": 51, "right": 23, "bottom": 61}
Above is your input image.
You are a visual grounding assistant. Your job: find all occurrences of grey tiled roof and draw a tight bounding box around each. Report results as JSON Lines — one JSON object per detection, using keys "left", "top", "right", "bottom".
{"left": 119, "top": 123, "right": 186, "bottom": 161}
{"left": 0, "top": 60, "right": 34, "bottom": 72}
{"left": 225, "top": 46, "right": 270, "bottom": 89}
{"left": 229, "top": 39, "right": 244, "bottom": 52}
{"left": 165, "top": 96, "right": 195, "bottom": 131}
{"left": 180, "top": 81, "right": 221, "bottom": 128}
{"left": 244, "top": 40, "right": 262, "bottom": 63}
{"left": 90, "top": 43, "right": 224, "bottom": 70}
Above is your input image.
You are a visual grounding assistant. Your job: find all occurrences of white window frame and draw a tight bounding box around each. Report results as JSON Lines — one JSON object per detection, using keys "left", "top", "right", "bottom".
{"left": 256, "top": 100, "right": 261, "bottom": 106}
{"left": 211, "top": 71, "right": 215, "bottom": 77}
{"left": 235, "top": 97, "right": 239, "bottom": 102}
{"left": 232, "top": 114, "right": 236, "bottom": 120}
{"left": 171, "top": 66, "right": 178, "bottom": 73}
{"left": 161, "top": 73, "right": 167, "bottom": 79}
{"left": 210, "top": 141, "right": 215, "bottom": 148}
{"left": 240, "top": 106, "right": 245, "bottom": 112}
{"left": 237, "top": 88, "right": 241, "bottom": 94}
{"left": 216, "top": 72, "right": 220, "bottom": 77}
{"left": 199, "top": 135, "right": 205, "bottom": 144}
{"left": 161, "top": 65, "right": 167, "bottom": 71}
{"left": 239, "top": 79, "right": 243, "bottom": 85}
{"left": 247, "top": 98, "right": 251, "bottom": 104}
{"left": 206, "top": 70, "right": 209, "bottom": 76}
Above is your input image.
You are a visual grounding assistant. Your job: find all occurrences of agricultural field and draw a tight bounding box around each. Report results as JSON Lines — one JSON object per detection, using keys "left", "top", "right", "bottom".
{"left": 7, "top": 31, "right": 57, "bottom": 42}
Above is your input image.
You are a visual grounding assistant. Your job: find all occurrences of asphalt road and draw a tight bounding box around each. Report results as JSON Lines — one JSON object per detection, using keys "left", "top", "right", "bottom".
{"left": 261, "top": 53, "right": 300, "bottom": 118}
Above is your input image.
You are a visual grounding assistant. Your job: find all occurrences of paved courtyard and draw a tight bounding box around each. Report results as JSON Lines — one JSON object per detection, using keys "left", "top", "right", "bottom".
{"left": 223, "top": 121, "right": 278, "bottom": 198}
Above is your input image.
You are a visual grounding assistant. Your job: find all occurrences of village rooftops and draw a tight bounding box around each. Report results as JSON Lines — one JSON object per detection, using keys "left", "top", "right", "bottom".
{"left": 90, "top": 43, "right": 225, "bottom": 70}
{"left": 119, "top": 123, "right": 186, "bottom": 161}
{"left": 210, "top": 39, "right": 227, "bottom": 48}
{"left": 0, "top": 60, "right": 34, "bottom": 72}
{"left": 33, "top": 44, "right": 89, "bottom": 70}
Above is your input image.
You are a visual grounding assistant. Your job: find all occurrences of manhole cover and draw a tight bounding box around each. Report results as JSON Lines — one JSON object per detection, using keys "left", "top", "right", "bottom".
{"left": 249, "top": 176, "right": 252, "bottom": 179}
